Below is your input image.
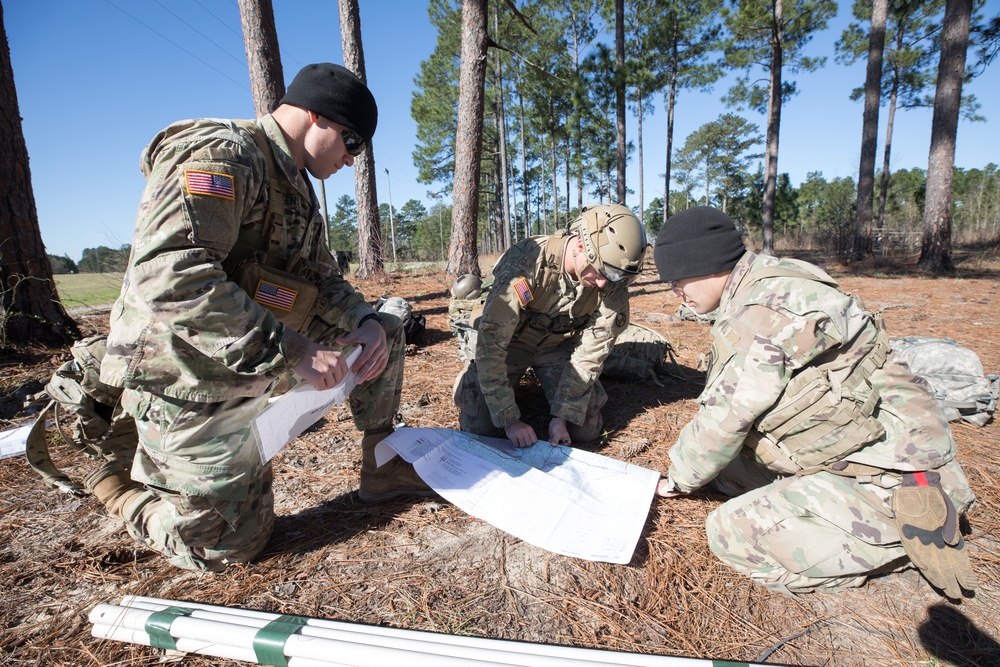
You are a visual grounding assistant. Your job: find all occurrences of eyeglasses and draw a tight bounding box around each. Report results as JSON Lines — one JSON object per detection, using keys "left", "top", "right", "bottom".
{"left": 595, "top": 262, "right": 632, "bottom": 283}
{"left": 340, "top": 128, "right": 366, "bottom": 157}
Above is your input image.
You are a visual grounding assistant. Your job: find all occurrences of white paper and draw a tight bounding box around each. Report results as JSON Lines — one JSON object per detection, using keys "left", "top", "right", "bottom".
{"left": 377, "top": 428, "right": 659, "bottom": 564}
{"left": 0, "top": 423, "right": 33, "bottom": 460}
{"left": 252, "top": 346, "right": 364, "bottom": 463}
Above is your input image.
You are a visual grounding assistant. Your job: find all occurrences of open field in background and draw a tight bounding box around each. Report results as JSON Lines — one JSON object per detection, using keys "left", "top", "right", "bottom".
{"left": 54, "top": 272, "right": 125, "bottom": 311}
{"left": 3, "top": 244, "right": 1000, "bottom": 666}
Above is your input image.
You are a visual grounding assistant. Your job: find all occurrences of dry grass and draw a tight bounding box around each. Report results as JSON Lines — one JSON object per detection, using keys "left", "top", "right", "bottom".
{"left": 1, "top": 250, "right": 999, "bottom": 667}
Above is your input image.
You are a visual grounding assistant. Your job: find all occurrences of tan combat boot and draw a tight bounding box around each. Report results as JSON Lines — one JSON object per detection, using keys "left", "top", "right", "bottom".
{"left": 85, "top": 459, "right": 146, "bottom": 518}
{"left": 358, "top": 429, "right": 436, "bottom": 503}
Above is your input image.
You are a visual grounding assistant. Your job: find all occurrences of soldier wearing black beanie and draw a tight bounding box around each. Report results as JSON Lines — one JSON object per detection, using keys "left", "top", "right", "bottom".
{"left": 280, "top": 63, "right": 378, "bottom": 146}
{"left": 653, "top": 206, "right": 746, "bottom": 282}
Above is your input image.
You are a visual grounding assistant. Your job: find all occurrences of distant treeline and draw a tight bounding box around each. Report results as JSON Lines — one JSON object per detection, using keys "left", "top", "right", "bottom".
{"left": 51, "top": 162, "right": 999, "bottom": 273}
{"left": 49, "top": 245, "right": 130, "bottom": 275}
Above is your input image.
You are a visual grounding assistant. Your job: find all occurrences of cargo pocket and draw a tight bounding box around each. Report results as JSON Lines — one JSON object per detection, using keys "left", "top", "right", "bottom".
{"left": 129, "top": 394, "right": 255, "bottom": 503}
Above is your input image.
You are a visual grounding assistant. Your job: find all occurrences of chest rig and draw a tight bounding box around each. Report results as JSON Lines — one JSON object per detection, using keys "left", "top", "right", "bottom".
{"left": 221, "top": 121, "right": 321, "bottom": 331}
{"left": 707, "top": 260, "right": 891, "bottom": 475}
{"left": 512, "top": 231, "right": 600, "bottom": 343}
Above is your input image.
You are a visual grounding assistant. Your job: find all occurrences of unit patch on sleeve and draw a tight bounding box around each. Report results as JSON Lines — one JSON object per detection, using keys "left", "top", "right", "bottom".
{"left": 184, "top": 170, "right": 235, "bottom": 200}
{"left": 512, "top": 276, "right": 534, "bottom": 307}
{"left": 254, "top": 279, "right": 298, "bottom": 311}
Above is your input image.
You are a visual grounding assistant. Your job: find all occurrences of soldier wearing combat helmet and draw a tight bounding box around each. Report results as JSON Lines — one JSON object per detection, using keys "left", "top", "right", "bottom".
{"left": 87, "top": 63, "right": 433, "bottom": 572}
{"left": 653, "top": 206, "right": 977, "bottom": 598}
{"left": 453, "top": 204, "right": 647, "bottom": 449}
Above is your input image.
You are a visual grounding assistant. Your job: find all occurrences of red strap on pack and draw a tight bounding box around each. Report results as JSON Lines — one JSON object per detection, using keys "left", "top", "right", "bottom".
{"left": 912, "top": 471, "right": 929, "bottom": 486}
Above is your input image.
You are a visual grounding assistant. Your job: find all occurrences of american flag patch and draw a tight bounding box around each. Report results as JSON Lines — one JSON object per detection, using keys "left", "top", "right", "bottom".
{"left": 185, "top": 170, "right": 235, "bottom": 199}
{"left": 254, "top": 279, "right": 297, "bottom": 311}
{"left": 512, "top": 277, "right": 533, "bottom": 306}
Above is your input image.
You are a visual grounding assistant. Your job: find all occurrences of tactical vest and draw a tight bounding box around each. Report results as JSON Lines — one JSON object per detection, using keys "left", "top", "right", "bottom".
{"left": 707, "top": 260, "right": 891, "bottom": 475}
{"left": 511, "top": 231, "right": 601, "bottom": 345}
{"left": 222, "top": 121, "right": 321, "bottom": 331}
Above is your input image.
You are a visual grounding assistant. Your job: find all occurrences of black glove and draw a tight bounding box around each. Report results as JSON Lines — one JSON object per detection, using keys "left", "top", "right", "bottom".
{"left": 893, "top": 471, "right": 977, "bottom": 598}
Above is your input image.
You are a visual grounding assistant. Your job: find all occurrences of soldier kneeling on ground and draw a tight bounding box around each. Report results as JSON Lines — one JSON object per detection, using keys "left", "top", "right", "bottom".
{"left": 81, "top": 63, "right": 433, "bottom": 572}
{"left": 452, "top": 204, "right": 647, "bottom": 449}
{"left": 653, "top": 206, "right": 977, "bottom": 599}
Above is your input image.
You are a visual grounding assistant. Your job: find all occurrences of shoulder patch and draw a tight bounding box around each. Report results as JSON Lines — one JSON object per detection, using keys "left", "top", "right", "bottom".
{"left": 184, "top": 169, "right": 235, "bottom": 200}
{"left": 511, "top": 276, "right": 533, "bottom": 307}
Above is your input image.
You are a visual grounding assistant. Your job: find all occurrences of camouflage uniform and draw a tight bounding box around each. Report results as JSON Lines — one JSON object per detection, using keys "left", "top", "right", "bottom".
{"left": 665, "top": 252, "right": 975, "bottom": 593}
{"left": 453, "top": 231, "right": 630, "bottom": 446}
{"left": 100, "top": 116, "right": 403, "bottom": 571}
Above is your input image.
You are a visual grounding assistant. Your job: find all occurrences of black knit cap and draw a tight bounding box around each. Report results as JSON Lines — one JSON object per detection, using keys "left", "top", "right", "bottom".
{"left": 280, "top": 63, "right": 378, "bottom": 145}
{"left": 653, "top": 206, "right": 746, "bottom": 281}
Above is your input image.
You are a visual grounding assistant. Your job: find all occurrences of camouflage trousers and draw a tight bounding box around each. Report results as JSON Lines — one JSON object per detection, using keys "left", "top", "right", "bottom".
{"left": 116, "top": 313, "right": 404, "bottom": 571}
{"left": 453, "top": 342, "right": 607, "bottom": 447}
{"left": 705, "top": 449, "right": 976, "bottom": 594}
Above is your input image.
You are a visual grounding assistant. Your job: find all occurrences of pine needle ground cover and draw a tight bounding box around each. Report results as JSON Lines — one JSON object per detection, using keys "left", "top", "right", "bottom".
{"left": 2, "top": 250, "right": 998, "bottom": 667}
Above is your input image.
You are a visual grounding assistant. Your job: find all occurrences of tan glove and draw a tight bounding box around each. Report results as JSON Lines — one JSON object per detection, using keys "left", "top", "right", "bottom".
{"left": 893, "top": 471, "right": 977, "bottom": 598}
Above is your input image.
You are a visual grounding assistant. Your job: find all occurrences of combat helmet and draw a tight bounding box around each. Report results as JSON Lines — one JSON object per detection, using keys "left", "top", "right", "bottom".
{"left": 450, "top": 274, "right": 483, "bottom": 300}
{"left": 571, "top": 204, "right": 647, "bottom": 282}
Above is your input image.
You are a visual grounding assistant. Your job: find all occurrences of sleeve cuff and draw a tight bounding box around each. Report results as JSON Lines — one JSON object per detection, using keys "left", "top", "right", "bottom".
{"left": 279, "top": 326, "right": 310, "bottom": 368}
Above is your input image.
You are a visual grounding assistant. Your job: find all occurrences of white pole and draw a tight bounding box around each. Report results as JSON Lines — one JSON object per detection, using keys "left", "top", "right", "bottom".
{"left": 98, "top": 600, "right": 615, "bottom": 667}
{"left": 90, "top": 596, "right": 765, "bottom": 667}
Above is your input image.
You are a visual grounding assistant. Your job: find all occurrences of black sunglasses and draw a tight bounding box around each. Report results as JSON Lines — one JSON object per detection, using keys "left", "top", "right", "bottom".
{"left": 340, "top": 128, "right": 366, "bottom": 157}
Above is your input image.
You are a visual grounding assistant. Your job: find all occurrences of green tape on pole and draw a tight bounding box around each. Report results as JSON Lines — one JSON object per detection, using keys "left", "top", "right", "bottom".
{"left": 143, "top": 606, "right": 195, "bottom": 650}
{"left": 252, "top": 614, "right": 309, "bottom": 667}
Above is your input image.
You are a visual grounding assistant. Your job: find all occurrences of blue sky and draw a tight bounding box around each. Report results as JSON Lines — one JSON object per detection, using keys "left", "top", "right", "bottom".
{"left": 6, "top": 0, "right": 1000, "bottom": 261}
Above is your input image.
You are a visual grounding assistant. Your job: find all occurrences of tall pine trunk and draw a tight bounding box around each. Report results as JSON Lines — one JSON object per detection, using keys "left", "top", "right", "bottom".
{"left": 0, "top": 7, "right": 78, "bottom": 347}
{"left": 338, "top": 0, "right": 385, "bottom": 279}
{"left": 447, "top": 0, "right": 488, "bottom": 277}
{"left": 760, "top": 0, "right": 784, "bottom": 256}
{"left": 238, "top": 0, "right": 285, "bottom": 117}
{"left": 919, "top": 0, "right": 971, "bottom": 273}
{"left": 851, "top": 0, "right": 887, "bottom": 261}
{"left": 615, "top": 0, "right": 626, "bottom": 204}
{"left": 663, "top": 62, "right": 677, "bottom": 222}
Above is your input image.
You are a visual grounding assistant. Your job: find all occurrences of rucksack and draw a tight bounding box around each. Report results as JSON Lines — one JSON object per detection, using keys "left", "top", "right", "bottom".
{"left": 24, "top": 335, "right": 137, "bottom": 496}
{"left": 891, "top": 336, "right": 999, "bottom": 426}
{"left": 601, "top": 322, "right": 682, "bottom": 387}
{"left": 676, "top": 302, "right": 716, "bottom": 324}
{"left": 375, "top": 296, "right": 426, "bottom": 346}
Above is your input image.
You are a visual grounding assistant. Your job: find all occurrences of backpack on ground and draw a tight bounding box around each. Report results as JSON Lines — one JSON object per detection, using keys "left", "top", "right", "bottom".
{"left": 375, "top": 296, "right": 427, "bottom": 346}
{"left": 24, "top": 335, "right": 137, "bottom": 496}
{"left": 676, "top": 302, "right": 716, "bottom": 324}
{"left": 891, "top": 336, "right": 999, "bottom": 426}
{"left": 602, "top": 322, "right": 682, "bottom": 387}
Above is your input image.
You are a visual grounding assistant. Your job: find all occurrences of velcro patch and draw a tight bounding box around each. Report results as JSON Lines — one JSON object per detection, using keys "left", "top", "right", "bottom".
{"left": 254, "top": 280, "right": 297, "bottom": 311}
{"left": 185, "top": 170, "right": 234, "bottom": 200}
{"left": 512, "top": 277, "right": 533, "bottom": 307}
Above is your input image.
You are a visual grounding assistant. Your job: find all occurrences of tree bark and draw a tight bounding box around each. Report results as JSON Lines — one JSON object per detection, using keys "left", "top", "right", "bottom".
{"left": 664, "top": 64, "right": 676, "bottom": 222}
{"left": 0, "top": 7, "right": 79, "bottom": 347}
{"left": 851, "top": 0, "right": 887, "bottom": 262}
{"left": 615, "top": 0, "right": 626, "bottom": 204}
{"left": 919, "top": 0, "right": 972, "bottom": 273}
{"left": 517, "top": 70, "right": 530, "bottom": 240}
{"left": 338, "top": 0, "right": 385, "bottom": 279}
{"left": 446, "top": 0, "right": 488, "bottom": 277}
{"left": 238, "top": 0, "right": 285, "bottom": 117}
{"left": 493, "top": 5, "right": 511, "bottom": 252}
{"left": 761, "top": 0, "right": 784, "bottom": 256}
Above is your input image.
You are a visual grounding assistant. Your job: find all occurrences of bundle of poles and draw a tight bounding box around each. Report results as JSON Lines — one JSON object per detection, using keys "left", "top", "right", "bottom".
{"left": 90, "top": 595, "right": 759, "bottom": 667}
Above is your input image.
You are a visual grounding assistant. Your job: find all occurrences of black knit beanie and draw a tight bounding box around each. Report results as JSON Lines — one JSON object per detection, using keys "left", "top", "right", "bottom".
{"left": 653, "top": 206, "right": 746, "bottom": 281}
{"left": 280, "top": 63, "right": 378, "bottom": 145}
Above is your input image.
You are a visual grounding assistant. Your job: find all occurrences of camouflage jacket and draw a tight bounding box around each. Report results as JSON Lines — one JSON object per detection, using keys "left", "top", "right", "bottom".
{"left": 476, "top": 231, "right": 630, "bottom": 428}
{"left": 100, "top": 115, "right": 373, "bottom": 401}
{"left": 668, "top": 252, "right": 955, "bottom": 493}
